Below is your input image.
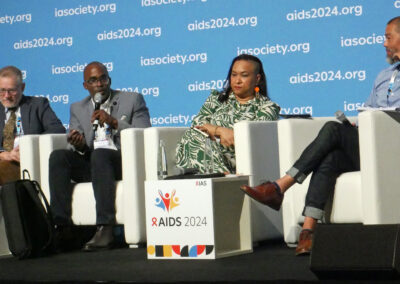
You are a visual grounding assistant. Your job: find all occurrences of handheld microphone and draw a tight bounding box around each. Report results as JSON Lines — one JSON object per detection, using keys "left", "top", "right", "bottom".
{"left": 92, "top": 93, "right": 103, "bottom": 131}
{"left": 335, "top": 110, "right": 352, "bottom": 127}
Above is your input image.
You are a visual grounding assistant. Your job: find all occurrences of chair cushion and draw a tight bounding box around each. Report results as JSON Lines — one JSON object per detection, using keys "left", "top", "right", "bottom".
{"left": 71, "top": 182, "right": 124, "bottom": 224}
{"left": 330, "top": 172, "right": 362, "bottom": 223}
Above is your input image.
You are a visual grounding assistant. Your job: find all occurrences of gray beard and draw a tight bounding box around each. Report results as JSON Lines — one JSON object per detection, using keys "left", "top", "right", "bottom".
{"left": 387, "top": 55, "right": 400, "bottom": 65}
{"left": 387, "top": 56, "right": 395, "bottom": 65}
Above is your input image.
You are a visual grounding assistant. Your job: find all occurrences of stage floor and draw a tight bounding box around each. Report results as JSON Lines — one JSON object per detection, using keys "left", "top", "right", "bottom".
{"left": 0, "top": 239, "right": 395, "bottom": 283}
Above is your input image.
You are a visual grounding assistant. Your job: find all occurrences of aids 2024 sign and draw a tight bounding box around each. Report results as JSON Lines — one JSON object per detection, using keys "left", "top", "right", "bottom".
{"left": 145, "top": 179, "right": 215, "bottom": 259}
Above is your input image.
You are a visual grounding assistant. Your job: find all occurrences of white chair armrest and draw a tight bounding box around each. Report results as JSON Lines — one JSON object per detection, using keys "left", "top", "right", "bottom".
{"left": 234, "top": 120, "right": 283, "bottom": 241}
{"left": 120, "top": 128, "right": 146, "bottom": 243}
{"left": 39, "top": 134, "right": 68, "bottom": 198}
{"left": 359, "top": 110, "right": 400, "bottom": 224}
{"left": 234, "top": 120, "right": 279, "bottom": 185}
{"left": 19, "top": 135, "right": 40, "bottom": 182}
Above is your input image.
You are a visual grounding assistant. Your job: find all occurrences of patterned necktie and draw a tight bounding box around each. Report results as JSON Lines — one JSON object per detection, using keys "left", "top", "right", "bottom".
{"left": 2, "top": 110, "right": 16, "bottom": 151}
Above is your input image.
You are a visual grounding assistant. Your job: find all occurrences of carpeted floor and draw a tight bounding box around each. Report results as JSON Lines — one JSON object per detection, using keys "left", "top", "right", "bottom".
{"left": 0, "top": 238, "right": 398, "bottom": 283}
{"left": 0, "top": 239, "right": 317, "bottom": 283}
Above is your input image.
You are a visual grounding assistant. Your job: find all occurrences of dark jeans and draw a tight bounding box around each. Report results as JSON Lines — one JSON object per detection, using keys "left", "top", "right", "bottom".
{"left": 286, "top": 121, "right": 360, "bottom": 220}
{"left": 49, "top": 148, "right": 122, "bottom": 225}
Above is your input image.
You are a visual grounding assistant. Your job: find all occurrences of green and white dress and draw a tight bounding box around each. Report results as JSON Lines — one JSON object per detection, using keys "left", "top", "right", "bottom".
{"left": 176, "top": 90, "right": 280, "bottom": 173}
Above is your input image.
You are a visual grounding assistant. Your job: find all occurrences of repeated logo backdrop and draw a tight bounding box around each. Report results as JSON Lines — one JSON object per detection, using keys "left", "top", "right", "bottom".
{"left": 0, "top": 0, "right": 399, "bottom": 128}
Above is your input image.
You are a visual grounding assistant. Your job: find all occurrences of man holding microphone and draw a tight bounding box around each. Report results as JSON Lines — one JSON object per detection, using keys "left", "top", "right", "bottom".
{"left": 49, "top": 61, "right": 151, "bottom": 251}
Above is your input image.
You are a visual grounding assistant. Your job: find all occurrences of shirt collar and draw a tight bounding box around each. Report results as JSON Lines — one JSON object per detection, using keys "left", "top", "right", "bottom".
{"left": 390, "top": 62, "right": 400, "bottom": 71}
{"left": 5, "top": 106, "right": 19, "bottom": 113}
{"left": 102, "top": 93, "right": 112, "bottom": 108}
{"left": 230, "top": 91, "right": 264, "bottom": 105}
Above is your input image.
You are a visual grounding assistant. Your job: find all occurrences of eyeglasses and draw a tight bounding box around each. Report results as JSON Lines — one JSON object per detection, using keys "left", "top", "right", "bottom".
{"left": 85, "top": 75, "right": 110, "bottom": 85}
{"left": 0, "top": 89, "right": 18, "bottom": 96}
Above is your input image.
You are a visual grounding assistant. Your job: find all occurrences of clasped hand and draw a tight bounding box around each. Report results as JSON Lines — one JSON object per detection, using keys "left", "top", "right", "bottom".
{"left": 67, "top": 129, "right": 86, "bottom": 150}
{"left": 0, "top": 146, "right": 20, "bottom": 162}
{"left": 91, "top": 110, "right": 118, "bottom": 129}
{"left": 196, "top": 124, "right": 234, "bottom": 147}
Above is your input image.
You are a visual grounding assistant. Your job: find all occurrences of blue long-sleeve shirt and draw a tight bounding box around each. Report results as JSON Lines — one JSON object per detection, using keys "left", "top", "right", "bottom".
{"left": 365, "top": 63, "right": 400, "bottom": 108}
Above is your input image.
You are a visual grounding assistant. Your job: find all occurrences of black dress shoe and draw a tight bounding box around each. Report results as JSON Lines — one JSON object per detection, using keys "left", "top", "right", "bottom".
{"left": 83, "top": 225, "right": 116, "bottom": 252}
{"left": 240, "top": 181, "right": 283, "bottom": 211}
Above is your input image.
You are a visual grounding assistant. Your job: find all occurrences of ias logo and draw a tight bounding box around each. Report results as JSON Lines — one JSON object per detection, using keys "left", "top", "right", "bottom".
{"left": 155, "top": 190, "right": 180, "bottom": 212}
{"left": 196, "top": 180, "right": 207, "bottom": 186}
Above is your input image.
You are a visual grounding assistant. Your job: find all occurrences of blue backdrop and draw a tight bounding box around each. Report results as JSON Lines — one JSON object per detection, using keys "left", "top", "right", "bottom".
{"left": 1, "top": 0, "right": 399, "bottom": 128}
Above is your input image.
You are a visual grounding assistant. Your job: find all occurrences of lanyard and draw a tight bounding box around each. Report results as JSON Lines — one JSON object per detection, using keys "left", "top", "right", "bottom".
{"left": 16, "top": 115, "right": 22, "bottom": 135}
{"left": 387, "top": 66, "right": 400, "bottom": 106}
{"left": 94, "top": 103, "right": 112, "bottom": 136}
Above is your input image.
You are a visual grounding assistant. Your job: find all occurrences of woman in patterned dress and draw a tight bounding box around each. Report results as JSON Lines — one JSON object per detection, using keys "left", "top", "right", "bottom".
{"left": 176, "top": 54, "right": 280, "bottom": 173}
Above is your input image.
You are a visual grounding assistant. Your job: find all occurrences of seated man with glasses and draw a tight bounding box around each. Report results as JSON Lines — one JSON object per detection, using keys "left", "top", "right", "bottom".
{"left": 49, "top": 61, "right": 151, "bottom": 252}
{"left": 0, "top": 65, "right": 65, "bottom": 185}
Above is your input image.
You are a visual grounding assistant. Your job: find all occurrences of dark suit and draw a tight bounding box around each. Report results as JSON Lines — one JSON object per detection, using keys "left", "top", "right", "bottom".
{"left": 0, "top": 95, "right": 65, "bottom": 184}
{"left": 49, "top": 90, "right": 151, "bottom": 225}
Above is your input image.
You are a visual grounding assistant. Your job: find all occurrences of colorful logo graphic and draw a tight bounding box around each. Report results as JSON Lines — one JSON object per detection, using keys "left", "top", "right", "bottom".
{"left": 155, "top": 189, "right": 180, "bottom": 212}
{"left": 147, "top": 244, "right": 214, "bottom": 258}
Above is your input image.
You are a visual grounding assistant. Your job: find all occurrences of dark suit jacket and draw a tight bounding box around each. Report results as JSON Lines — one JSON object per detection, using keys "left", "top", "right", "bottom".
{"left": 0, "top": 95, "right": 66, "bottom": 151}
{"left": 69, "top": 89, "right": 151, "bottom": 150}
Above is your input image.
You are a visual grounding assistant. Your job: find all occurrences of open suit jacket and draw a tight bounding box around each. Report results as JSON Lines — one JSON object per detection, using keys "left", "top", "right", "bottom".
{"left": 69, "top": 89, "right": 151, "bottom": 150}
{"left": 0, "top": 95, "right": 66, "bottom": 151}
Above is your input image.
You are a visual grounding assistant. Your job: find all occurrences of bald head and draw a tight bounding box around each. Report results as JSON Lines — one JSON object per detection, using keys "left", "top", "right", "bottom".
{"left": 83, "top": 61, "right": 108, "bottom": 78}
{"left": 388, "top": 16, "right": 400, "bottom": 33}
{"left": 83, "top": 62, "right": 111, "bottom": 100}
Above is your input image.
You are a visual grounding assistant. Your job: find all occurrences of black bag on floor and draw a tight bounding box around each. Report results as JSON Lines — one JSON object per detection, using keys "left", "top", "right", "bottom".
{"left": 0, "top": 170, "right": 54, "bottom": 259}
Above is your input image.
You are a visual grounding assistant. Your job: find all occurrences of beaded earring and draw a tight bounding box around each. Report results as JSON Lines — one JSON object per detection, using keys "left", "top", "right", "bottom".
{"left": 254, "top": 86, "right": 260, "bottom": 99}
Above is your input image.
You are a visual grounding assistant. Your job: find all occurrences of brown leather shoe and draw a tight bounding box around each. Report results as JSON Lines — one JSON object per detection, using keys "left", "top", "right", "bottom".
{"left": 295, "top": 229, "right": 313, "bottom": 256}
{"left": 239, "top": 181, "right": 283, "bottom": 210}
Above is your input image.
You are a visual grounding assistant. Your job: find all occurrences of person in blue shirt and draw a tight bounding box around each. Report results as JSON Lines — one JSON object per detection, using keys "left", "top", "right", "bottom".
{"left": 240, "top": 16, "right": 400, "bottom": 256}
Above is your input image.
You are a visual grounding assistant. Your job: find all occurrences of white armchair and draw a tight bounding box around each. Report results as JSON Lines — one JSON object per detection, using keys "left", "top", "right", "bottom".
{"left": 234, "top": 121, "right": 283, "bottom": 241}
{"left": 278, "top": 111, "right": 400, "bottom": 245}
{"left": 38, "top": 128, "right": 147, "bottom": 246}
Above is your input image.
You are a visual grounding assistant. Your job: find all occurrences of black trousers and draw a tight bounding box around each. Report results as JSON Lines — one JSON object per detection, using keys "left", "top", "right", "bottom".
{"left": 49, "top": 148, "right": 122, "bottom": 225}
{"left": 288, "top": 121, "right": 360, "bottom": 219}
